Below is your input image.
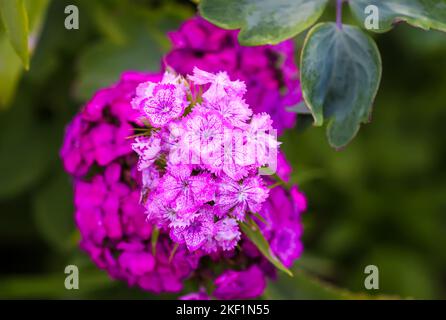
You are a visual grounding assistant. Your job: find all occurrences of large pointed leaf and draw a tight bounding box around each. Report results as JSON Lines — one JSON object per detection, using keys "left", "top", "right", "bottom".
{"left": 0, "top": 0, "right": 29, "bottom": 68}
{"left": 24, "top": 0, "right": 50, "bottom": 45}
{"left": 300, "top": 23, "right": 382, "bottom": 149}
{"left": 0, "top": 0, "right": 49, "bottom": 109}
{"left": 0, "top": 32, "right": 22, "bottom": 108}
{"left": 350, "top": 0, "right": 446, "bottom": 33}
{"left": 240, "top": 217, "right": 293, "bottom": 276}
{"left": 199, "top": 0, "right": 329, "bottom": 45}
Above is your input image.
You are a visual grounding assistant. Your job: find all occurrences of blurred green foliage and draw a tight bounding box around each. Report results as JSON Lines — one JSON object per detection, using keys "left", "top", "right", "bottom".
{"left": 1, "top": 0, "right": 446, "bottom": 299}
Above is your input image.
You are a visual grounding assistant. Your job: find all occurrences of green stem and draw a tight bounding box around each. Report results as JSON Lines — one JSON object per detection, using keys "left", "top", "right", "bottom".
{"left": 272, "top": 173, "right": 290, "bottom": 189}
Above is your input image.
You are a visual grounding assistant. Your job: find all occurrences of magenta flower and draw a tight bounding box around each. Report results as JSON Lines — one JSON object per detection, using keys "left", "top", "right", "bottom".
{"left": 197, "top": 96, "right": 252, "bottom": 128}
{"left": 160, "top": 165, "right": 216, "bottom": 214}
{"left": 170, "top": 207, "right": 215, "bottom": 252}
{"left": 118, "top": 251, "right": 155, "bottom": 276}
{"left": 204, "top": 131, "right": 250, "bottom": 180}
{"left": 271, "top": 226, "right": 303, "bottom": 267}
{"left": 258, "top": 156, "right": 307, "bottom": 268}
{"left": 216, "top": 176, "right": 269, "bottom": 220}
{"left": 180, "top": 289, "right": 210, "bottom": 300}
{"left": 214, "top": 217, "right": 241, "bottom": 251}
{"left": 60, "top": 115, "right": 92, "bottom": 176}
{"left": 189, "top": 67, "right": 246, "bottom": 102}
{"left": 132, "top": 72, "right": 188, "bottom": 127}
{"left": 132, "top": 134, "right": 161, "bottom": 170}
{"left": 146, "top": 193, "right": 184, "bottom": 228}
{"left": 141, "top": 166, "right": 160, "bottom": 191}
{"left": 245, "top": 113, "right": 280, "bottom": 167}
{"left": 213, "top": 265, "right": 266, "bottom": 300}
{"left": 182, "top": 110, "right": 226, "bottom": 156}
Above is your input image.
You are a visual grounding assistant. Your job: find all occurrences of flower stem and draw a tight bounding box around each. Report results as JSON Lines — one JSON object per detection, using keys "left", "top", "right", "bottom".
{"left": 336, "top": 0, "right": 343, "bottom": 30}
{"left": 268, "top": 181, "right": 284, "bottom": 189}
{"left": 271, "top": 173, "right": 291, "bottom": 190}
{"left": 168, "top": 243, "right": 179, "bottom": 263}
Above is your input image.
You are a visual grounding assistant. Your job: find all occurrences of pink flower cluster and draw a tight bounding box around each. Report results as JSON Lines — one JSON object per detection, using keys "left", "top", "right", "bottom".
{"left": 60, "top": 16, "right": 306, "bottom": 299}
{"left": 131, "top": 68, "right": 276, "bottom": 253}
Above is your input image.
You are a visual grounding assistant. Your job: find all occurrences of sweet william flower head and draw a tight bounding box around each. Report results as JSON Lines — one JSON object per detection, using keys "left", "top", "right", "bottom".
{"left": 132, "top": 72, "right": 189, "bottom": 128}
{"left": 133, "top": 68, "right": 274, "bottom": 248}
{"left": 61, "top": 59, "right": 306, "bottom": 298}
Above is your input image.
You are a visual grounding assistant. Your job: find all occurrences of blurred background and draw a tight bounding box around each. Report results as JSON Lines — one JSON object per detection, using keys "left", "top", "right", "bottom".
{"left": 1, "top": 0, "right": 446, "bottom": 299}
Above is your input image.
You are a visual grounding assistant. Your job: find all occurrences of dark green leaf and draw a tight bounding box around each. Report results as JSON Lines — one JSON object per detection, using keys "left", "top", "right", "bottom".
{"left": 240, "top": 217, "right": 293, "bottom": 276}
{"left": 199, "top": 0, "right": 329, "bottom": 45}
{"left": 286, "top": 102, "right": 312, "bottom": 114}
{"left": 300, "top": 23, "right": 382, "bottom": 148}
{"left": 350, "top": 0, "right": 446, "bottom": 33}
